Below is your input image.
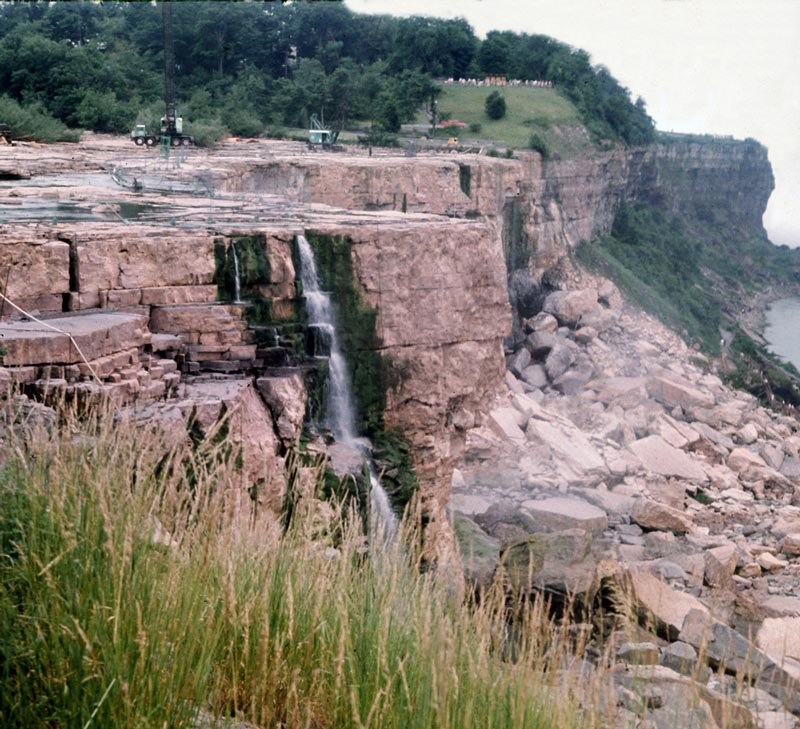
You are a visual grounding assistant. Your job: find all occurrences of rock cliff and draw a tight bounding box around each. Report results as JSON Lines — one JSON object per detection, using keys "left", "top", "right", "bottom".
{"left": 3, "top": 132, "right": 798, "bottom": 722}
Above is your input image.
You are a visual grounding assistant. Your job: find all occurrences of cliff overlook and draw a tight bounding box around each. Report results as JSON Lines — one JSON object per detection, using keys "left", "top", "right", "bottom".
{"left": 2, "top": 130, "right": 800, "bottom": 727}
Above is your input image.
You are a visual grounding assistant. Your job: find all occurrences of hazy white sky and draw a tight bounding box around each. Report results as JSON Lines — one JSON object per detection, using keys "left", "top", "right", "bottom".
{"left": 345, "top": 0, "right": 800, "bottom": 246}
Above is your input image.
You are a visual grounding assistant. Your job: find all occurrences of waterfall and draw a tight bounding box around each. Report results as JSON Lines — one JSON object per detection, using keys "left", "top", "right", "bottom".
{"left": 296, "top": 235, "right": 356, "bottom": 442}
{"left": 231, "top": 242, "right": 242, "bottom": 304}
{"left": 296, "top": 234, "right": 397, "bottom": 537}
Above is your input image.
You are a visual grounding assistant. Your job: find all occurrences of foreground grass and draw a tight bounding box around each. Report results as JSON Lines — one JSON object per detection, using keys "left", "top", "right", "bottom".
{"left": 0, "top": 403, "right": 589, "bottom": 729}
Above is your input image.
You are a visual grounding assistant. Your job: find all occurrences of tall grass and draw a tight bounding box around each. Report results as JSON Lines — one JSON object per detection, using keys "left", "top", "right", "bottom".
{"left": 0, "top": 400, "right": 591, "bottom": 729}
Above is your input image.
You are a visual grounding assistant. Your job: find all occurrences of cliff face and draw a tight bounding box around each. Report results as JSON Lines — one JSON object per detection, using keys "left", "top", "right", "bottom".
{"left": 314, "top": 220, "right": 510, "bottom": 564}
{"left": 8, "top": 136, "right": 800, "bottom": 715}
{"left": 521, "top": 137, "right": 774, "bottom": 276}
{"left": 626, "top": 138, "right": 775, "bottom": 228}
{"left": 0, "top": 133, "right": 776, "bottom": 569}
{"left": 290, "top": 138, "right": 775, "bottom": 564}
{"left": 224, "top": 135, "right": 774, "bottom": 275}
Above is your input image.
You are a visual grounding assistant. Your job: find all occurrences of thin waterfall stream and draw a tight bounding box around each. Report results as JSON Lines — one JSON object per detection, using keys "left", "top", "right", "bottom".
{"left": 231, "top": 242, "right": 243, "bottom": 304}
{"left": 296, "top": 234, "right": 398, "bottom": 538}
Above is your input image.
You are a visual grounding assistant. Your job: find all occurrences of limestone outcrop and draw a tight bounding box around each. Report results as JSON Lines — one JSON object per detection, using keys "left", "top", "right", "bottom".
{"left": 0, "top": 137, "right": 512, "bottom": 545}
{"left": 1, "top": 135, "right": 795, "bottom": 721}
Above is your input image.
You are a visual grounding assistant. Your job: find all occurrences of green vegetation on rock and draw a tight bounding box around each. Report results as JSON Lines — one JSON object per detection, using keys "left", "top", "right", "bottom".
{"left": 372, "top": 428, "right": 419, "bottom": 518}
{"left": 213, "top": 234, "right": 297, "bottom": 339}
{"left": 300, "top": 232, "right": 384, "bottom": 435}
{"left": 577, "top": 189, "right": 800, "bottom": 407}
{"left": 577, "top": 203, "right": 722, "bottom": 354}
{"left": 296, "top": 233, "right": 419, "bottom": 516}
{"left": 214, "top": 235, "right": 271, "bottom": 305}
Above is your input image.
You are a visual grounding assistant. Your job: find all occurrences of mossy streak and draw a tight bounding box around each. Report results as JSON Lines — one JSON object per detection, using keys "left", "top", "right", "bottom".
{"left": 297, "top": 232, "right": 419, "bottom": 516}
{"left": 299, "top": 233, "right": 383, "bottom": 435}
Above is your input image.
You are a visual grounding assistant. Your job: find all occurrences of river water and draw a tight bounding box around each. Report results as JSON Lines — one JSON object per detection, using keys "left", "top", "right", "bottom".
{"left": 764, "top": 297, "right": 800, "bottom": 370}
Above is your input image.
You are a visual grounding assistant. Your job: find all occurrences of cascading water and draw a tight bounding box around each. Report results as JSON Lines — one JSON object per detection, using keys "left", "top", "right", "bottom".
{"left": 231, "top": 242, "right": 242, "bottom": 304}
{"left": 296, "top": 234, "right": 397, "bottom": 538}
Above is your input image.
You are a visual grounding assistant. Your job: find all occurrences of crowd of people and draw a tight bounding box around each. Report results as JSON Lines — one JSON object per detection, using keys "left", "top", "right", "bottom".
{"left": 443, "top": 76, "right": 553, "bottom": 88}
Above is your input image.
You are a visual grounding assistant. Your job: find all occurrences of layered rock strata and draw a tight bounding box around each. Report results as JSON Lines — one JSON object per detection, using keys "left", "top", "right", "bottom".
{"left": 0, "top": 143, "right": 512, "bottom": 557}
{"left": 0, "top": 135, "right": 786, "bottom": 632}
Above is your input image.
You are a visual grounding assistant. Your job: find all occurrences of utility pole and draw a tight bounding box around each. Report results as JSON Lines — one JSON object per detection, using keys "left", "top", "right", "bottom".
{"left": 162, "top": 1, "right": 176, "bottom": 126}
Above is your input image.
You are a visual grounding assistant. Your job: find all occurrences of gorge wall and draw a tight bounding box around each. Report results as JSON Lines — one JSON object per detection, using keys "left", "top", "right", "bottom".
{"left": 223, "top": 135, "right": 774, "bottom": 273}
{"left": 0, "top": 133, "right": 775, "bottom": 565}
{"left": 7, "top": 135, "right": 800, "bottom": 723}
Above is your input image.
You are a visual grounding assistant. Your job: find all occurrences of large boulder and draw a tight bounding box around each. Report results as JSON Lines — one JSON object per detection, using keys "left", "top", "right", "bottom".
{"left": 520, "top": 496, "right": 609, "bottom": 534}
{"left": 454, "top": 514, "right": 501, "bottom": 591}
{"left": 628, "top": 435, "right": 707, "bottom": 482}
{"left": 500, "top": 528, "right": 612, "bottom": 600}
{"left": 757, "top": 617, "right": 800, "bottom": 671}
{"left": 179, "top": 379, "right": 285, "bottom": 513}
{"left": 552, "top": 355, "right": 595, "bottom": 395}
{"left": 626, "top": 570, "right": 709, "bottom": 640}
{"left": 614, "top": 664, "right": 755, "bottom": 729}
{"left": 256, "top": 373, "right": 307, "bottom": 443}
{"left": 525, "top": 415, "right": 609, "bottom": 482}
{"left": 680, "top": 610, "right": 800, "bottom": 711}
{"left": 631, "top": 498, "right": 693, "bottom": 535}
{"left": 647, "top": 374, "right": 716, "bottom": 412}
{"left": 487, "top": 406, "right": 526, "bottom": 442}
{"left": 526, "top": 330, "right": 556, "bottom": 358}
{"left": 542, "top": 288, "right": 599, "bottom": 327}
{"left": 0, "top": 312, "right": 151, "bottom": 366}
{"left": 544, "top": 339, "right": 579, "bottom": 380}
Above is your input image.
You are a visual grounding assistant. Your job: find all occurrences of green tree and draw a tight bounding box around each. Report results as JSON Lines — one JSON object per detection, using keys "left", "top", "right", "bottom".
{"left": 221, "top": 68, "right": 267, "bottom": 137}
{"left": 484, "top": 90, "right": 506, "bottom": 120}
{"left": 74, "top": 89, "right": 131, "bottom": 133}
{"left": 375, "top": 91, "right": 402, "bottom": 132}
{"left": 325, "top": 62, "right": 357, "bottom": 131}
{"left": 478, "top": 31, "right": 511, "bottom": 76}
{"left": 390, "top": 16, "right": 476, "bottom": 78}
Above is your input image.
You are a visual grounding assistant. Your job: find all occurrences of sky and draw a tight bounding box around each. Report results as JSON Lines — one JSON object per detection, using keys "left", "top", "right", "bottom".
{"left": 345, "top": 0, "right": 800, "bottom": 247}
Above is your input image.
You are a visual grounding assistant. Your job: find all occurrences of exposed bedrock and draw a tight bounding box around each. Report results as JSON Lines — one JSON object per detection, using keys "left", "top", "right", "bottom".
{"left": 0, "top": 135, "right": 778, "bottom": 588}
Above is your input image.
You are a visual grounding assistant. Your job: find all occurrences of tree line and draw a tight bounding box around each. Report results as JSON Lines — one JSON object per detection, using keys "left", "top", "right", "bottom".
{"left": 0, "top": 0, "right": 654, "bottom": 146}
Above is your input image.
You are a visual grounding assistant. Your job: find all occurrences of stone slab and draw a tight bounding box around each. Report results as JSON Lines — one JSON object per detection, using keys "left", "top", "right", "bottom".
{"left": 628, "top": 434, "right": 707, "bottom": 482}
{"left": 520, "top": 496, "right": 609, "bottom": 534}
{"left": 0, "top": 312, "right": 150, "bottom": 366}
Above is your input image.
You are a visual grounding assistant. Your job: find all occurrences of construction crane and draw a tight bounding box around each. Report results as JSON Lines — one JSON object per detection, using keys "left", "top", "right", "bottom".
{"left": 131, "top": 1, "right": 194, "bottom": 148}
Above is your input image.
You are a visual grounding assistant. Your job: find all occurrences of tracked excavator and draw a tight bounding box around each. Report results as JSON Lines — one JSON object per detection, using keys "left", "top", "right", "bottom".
{"left": 130, "top": 2, "right": 194, "bottom": 148}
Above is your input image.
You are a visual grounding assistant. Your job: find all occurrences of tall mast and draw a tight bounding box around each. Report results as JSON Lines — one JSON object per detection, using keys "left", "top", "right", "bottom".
{"left": 162, "top": 1, "right": 175, "bottom": 121}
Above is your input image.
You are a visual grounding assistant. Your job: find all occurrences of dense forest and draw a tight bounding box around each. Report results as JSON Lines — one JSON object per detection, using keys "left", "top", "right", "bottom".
{"left": 0, "top": 0, "right": 654, "bottom": 146}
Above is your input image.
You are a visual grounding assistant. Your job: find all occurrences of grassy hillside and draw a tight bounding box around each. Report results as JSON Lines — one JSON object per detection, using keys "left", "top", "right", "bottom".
{"left": 421, "top": 84, "right": 593, "bottom": 156}
{"left": 577, "top": 200, "right": 800, "bottom": 406}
